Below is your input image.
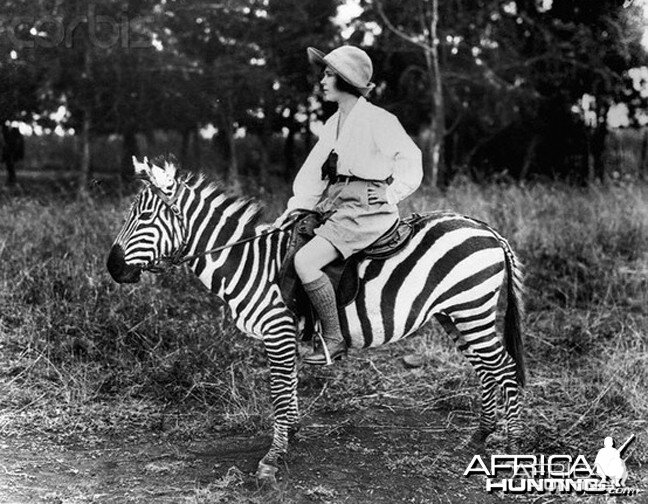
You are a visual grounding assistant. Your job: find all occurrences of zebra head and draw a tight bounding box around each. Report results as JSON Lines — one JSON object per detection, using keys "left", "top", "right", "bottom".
{"left": 107, "top": 155, "right": 187, "bottom": 283}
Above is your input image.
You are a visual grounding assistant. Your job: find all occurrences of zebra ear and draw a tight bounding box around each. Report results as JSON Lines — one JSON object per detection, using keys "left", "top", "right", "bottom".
{"left": 132, "top": 156, "right": 151, "bottom": 180}
{"left": 163, "top": 158, "right": 178, "bottom": 177}
{"left": 149, "top": 160, "right": 176, "bottom": 189}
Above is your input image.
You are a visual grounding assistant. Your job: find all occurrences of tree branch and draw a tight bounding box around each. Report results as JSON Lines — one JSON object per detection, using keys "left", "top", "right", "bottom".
{"left": 444, "top": 109, "right": 465, "bottom": 138}
{"left": 375, "top": 0, "right": 431, "bottom": 52}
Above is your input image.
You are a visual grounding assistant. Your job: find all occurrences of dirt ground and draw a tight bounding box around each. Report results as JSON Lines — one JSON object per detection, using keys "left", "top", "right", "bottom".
{"left": 2, "top": 405, "right": 644, "bottom": 504}
{"left": 0, "top": 407, "right": 505, "bottom": 504}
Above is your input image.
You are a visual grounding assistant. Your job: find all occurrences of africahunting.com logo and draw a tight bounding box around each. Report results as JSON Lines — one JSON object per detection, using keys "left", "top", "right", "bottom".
{"left": 464, "top": 435, "right": 642, "bottom": 496}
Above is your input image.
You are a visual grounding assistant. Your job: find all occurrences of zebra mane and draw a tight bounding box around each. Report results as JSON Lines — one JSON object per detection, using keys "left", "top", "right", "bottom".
{"left": 180, "top": 170, "right": 266, "bottom": 230}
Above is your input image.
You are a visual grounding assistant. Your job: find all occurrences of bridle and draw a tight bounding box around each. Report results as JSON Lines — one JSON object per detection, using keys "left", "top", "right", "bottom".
{"left": 142, "top": 182, "right": 189, "bottom": 272}
{"left": 141, "top": 182, "right": 296, "bottom": 272}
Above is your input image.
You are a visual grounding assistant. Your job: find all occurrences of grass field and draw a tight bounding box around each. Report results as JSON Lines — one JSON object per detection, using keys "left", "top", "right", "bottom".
{"left": 1, "top": 175, "right": 647, "bottom": 503}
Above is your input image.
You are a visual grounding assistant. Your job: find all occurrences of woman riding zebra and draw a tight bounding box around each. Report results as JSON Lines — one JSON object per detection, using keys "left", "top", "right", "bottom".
{"left": 106, "top": 45, "right": 526, "bottom": 485}
{"left": 107, "top": 153, "right": 526, "bottom": 483}
{"left": 273, "top": 45, "right": 423, "bottom": 366}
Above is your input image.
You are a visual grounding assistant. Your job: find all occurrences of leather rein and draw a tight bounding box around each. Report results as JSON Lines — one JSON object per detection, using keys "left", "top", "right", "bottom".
{"left": 143, "top": 183, "right": 294, "bottom": 272}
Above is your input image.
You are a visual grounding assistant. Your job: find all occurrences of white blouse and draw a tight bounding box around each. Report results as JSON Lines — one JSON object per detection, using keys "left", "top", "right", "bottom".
{"left": 286, "top": 97, "right": 423, "bottom": 211}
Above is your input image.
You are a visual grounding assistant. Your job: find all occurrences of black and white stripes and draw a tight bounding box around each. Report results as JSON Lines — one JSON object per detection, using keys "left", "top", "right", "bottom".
{"left": 108, "top": 165, "right": 526, "bottom": 480}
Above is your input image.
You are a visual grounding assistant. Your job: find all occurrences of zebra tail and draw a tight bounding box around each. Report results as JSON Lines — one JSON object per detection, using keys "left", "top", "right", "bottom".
{"left": 501, "top": 238, "right": 527, "bottom": 387}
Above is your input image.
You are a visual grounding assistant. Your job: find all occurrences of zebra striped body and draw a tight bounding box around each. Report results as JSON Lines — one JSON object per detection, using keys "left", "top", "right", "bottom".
{"left": 107, "top": 160, "right": 525, "bottom": 482}
{"left": 342, "top": 214, "right": 511, "bottom": 348}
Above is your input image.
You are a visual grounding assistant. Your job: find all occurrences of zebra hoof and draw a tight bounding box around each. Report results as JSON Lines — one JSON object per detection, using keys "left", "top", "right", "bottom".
{"left": 256, "top": 460, "right": 278, "bottom": 487}
{"left": 464, "top": 428, "right": 492, "bottom": 452}
{"left": 507, "top": 437, "right": 524, "bottom": 454}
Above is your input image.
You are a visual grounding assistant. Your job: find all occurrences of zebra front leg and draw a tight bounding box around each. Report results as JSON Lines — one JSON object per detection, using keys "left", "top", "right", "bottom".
{"left": 256, "top": 334, "right": 298, "bottom": 483}
{"left": 287, "top": 376, "right": 301, "bottom": 442}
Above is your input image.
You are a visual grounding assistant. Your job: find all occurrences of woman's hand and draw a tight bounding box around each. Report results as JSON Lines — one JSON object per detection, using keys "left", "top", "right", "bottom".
{"left": 367, "top": 185, "right": 388, "bottom": 205}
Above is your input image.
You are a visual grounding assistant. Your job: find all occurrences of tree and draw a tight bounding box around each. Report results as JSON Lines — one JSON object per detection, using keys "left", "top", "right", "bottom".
{"left": 263, "top": 0, "right": 339, "bottom": 179}
{"left": 163, "top": 1, "right": 276, "bottom": 187}
{"left": 0, "top": 1, "right": 53, "bottom": 125}
{"left": 0, "top": 0, "right": 165, "bottom": 190}
{"left": 366, "top": 0, "right": 445, "bottom": 187}
{"left": 356, "top": 0, "right": 648, "bottom": 183}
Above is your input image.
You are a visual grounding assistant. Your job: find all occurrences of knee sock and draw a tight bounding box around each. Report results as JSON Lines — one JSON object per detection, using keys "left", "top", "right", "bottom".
{"left": 303, "top": 274, "right": 342, "bottom": 342}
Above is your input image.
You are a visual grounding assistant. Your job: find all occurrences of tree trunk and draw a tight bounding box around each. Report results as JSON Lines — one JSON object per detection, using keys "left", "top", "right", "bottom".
{"left": 375, "top": 0, "right": 445, "bottom": 185}
{"left": 228, "top": 132, "right": 241, "bottom": 194}
{"left": 121, "top": 127, "right": 138, "bottom": 181}
{"left": 592, "top": 122, "right": 607, "bottom": 183}
{"left": 79, "top": 112, "right": 91, "bottom": 195}
{"left": 520, "top": 135, "right": 540, "bottom": 180}
{"left": 193, "top": 129, "right": 202, "bottom": 167}
{"left": 639, "top": 128, "right": 648, "bottom": 181}
{"left": 223, "top": 98, "right": 241, "bottom": 193}
{"left": 424, "top": 0, "right": 444, "bottom": 187}
{"left": 212, "top": 130, "right": 231, "bottom": 169}
{"left": 78, "top": 45, "right": 93, "bottom": 197}
{"left": 257, "top": 118, "right": 272, "bottom": 190}
{"left": 180, "top": 127, "right": 191, "bottom": 168}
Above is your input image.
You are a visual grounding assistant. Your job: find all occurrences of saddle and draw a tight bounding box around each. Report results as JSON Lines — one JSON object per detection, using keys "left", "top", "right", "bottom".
{"left": 278, "top": 210, "right": 429, "bottom": 339}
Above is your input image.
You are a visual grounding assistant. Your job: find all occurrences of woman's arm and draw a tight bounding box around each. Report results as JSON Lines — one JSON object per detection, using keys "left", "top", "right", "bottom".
{"left": 372, "top": 114, "right": 423, "bottom": 205}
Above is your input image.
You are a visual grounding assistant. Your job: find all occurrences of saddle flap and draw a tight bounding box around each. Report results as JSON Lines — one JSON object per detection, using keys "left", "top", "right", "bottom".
{"left": 278, "top": 210, "right": 327, "bottom": 314}
{"left": 363, "top": 219, "right": 414, "bottom": 260}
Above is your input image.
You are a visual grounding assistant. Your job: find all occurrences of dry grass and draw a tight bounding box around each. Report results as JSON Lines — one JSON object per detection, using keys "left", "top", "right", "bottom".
{"left": 1, "top": 178, "right": 647, "bottom": 483}
{"left": 400, "top": 180, "right": 648, "bottom": 461}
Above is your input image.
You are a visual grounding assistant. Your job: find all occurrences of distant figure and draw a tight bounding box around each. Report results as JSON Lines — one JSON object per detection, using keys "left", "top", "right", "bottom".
{"left": 594, "top": 436, "right": 627, "bottom": 487}
{"left": 2, "top": 124, "right": 24, "bottom": 186}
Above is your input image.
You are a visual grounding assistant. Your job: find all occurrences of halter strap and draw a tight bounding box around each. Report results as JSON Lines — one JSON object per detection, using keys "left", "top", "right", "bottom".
{"left": 175, "top": 228, "right": 282, "bottom": 265}
{"left": 174, "top": 210, "right": 307, "bottom": 264}
{"left": 149, "top": 183, "right": 183, "bottom": 216}
{"left": 143, "top": 185, "right": 301, "bottom": 272}
{"left": 144, "top": 182, "right": 189, "bottom": 271}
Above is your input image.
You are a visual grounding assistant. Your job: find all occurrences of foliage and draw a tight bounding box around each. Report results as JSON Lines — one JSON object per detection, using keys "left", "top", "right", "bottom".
{"left": 1, "top": 1, "right": 648, "bottom": 187}
{"left": 356, "top": 0, "right": 648, "bottom": 181}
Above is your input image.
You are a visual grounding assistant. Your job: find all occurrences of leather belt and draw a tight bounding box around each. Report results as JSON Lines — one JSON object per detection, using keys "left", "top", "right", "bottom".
{"left": 329, "top": 174, "right": 385, "bottom": 184}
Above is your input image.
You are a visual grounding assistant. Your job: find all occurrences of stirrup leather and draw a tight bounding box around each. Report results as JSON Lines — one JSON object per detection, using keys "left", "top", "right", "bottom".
{"left": 318, "top": 333, "right": 333, "bottom": 366}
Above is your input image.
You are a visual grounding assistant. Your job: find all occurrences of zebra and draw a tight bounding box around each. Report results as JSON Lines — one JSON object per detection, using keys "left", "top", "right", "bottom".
{"left": 107, "top": 156, "right": 526, "bottom": 483}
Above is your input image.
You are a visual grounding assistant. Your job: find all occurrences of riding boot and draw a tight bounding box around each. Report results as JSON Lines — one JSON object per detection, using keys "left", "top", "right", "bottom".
{"left": 302, "top": 274, "right": 347, "bottom": 366}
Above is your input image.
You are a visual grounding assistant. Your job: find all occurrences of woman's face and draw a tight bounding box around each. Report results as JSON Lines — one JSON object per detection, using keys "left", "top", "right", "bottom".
{"left": 320, "top": 67, "right": 343, "bottom": 102}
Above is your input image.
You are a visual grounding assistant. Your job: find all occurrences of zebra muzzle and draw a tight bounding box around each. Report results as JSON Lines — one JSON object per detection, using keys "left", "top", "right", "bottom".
{"left": 107, "top": 244, "right": 142, "bottom": 284}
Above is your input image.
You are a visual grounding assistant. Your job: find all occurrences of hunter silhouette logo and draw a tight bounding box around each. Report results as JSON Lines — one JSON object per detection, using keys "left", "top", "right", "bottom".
{"left": 463, "top": 433, "right": 641, "bottom": 495}
{"left": 593, "top": 435, "right": 634, "bottom": 487}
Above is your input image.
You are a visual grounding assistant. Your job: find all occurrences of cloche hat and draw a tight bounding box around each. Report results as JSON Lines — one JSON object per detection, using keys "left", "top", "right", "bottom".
{"left": 307, "top": 45, "right": 376, "bottom": 97}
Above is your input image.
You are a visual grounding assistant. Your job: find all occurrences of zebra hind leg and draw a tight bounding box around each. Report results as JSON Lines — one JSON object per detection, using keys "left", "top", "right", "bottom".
{"left": 470, "top": 348, "right": 523, "bottom": 452}
{"left": 435, "top": 313, "right": 504, "bottom": 450}
{"left": 500, "top": 361, "right": 524, "bottom": 451}
{"left": 465, "top": 342, "right": 522, "bottom": 451}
